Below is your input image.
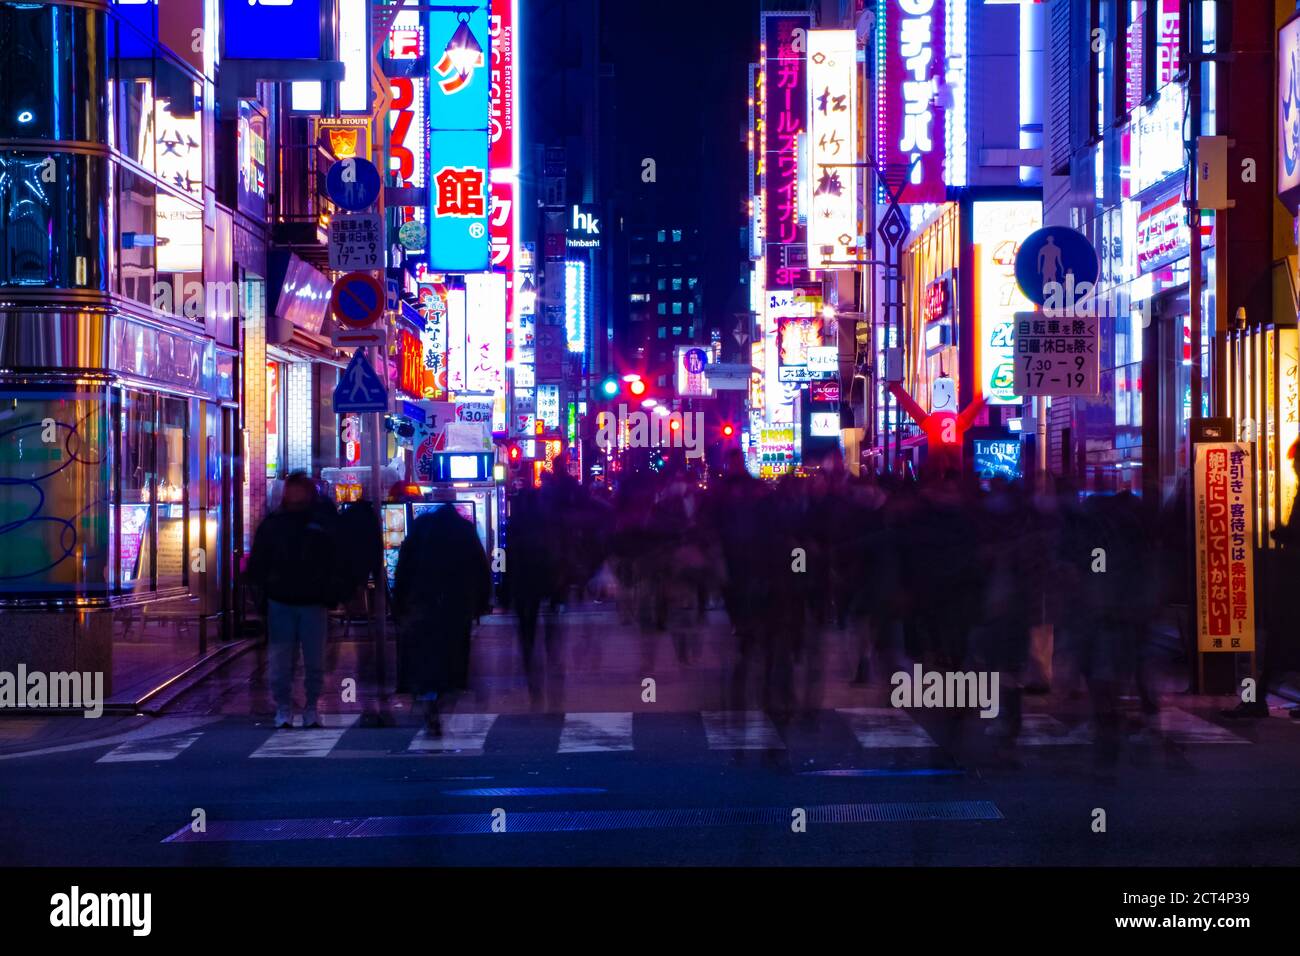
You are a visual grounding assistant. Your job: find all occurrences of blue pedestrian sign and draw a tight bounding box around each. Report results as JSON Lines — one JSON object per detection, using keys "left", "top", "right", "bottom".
{"left": 333, "top": 349, "right": 388, "bottom": 413}
{"left": 326, "top": 158, "right": 382, "bottom": 212}
{"left": 1013, "top": 226, "right": 1100, "bottom": 306}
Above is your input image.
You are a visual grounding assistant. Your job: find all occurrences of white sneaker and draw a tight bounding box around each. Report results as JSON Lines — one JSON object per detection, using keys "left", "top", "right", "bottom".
{"left": 274, "top": 706, "right": 293, "bottom": 729}
{"left": 302, "top": 707, "right": 322, "bottom": 729}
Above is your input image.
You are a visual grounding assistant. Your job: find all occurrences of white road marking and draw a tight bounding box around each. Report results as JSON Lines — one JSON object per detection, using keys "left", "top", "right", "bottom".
{"left": 701, "top": 711, "right": 785, "bottom": 750}
{"left": 836, "top": 708, "right": 937, "bottom": 748}
{"left": 559, "top": 712, "right": 634, "bottom": 753}
{"left": 251, "top": 713, "right": 360, "bottom": 758}
{"left": 97, "top": 733, "right": 203, "bottom": 763}
{"left": 408, "top": 713, "right": 499, "bottom": 754}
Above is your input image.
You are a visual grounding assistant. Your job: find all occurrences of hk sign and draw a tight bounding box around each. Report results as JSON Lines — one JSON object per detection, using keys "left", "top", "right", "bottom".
{"left": 567, "top": 205, "right": 601, "bottom": 248}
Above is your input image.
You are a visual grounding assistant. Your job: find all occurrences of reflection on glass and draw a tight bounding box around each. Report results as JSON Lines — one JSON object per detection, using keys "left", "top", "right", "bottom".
{"left": 120, "top": 389, "right": 153, "bottom": 591}
{"left": 156, "top": 397, "right": 186, "bottom": 588}
{"left": 0, "top": 391, "right": 111, "bottom": 593}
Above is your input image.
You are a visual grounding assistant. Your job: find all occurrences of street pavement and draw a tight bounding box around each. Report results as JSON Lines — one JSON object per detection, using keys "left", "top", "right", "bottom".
{"left": 2, "top": 606, "right": 1299, "bottom": 866}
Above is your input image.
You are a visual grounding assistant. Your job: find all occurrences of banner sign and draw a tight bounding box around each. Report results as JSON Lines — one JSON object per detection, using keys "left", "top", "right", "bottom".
{"left": 427, "top": 7, "right": 491, "bottom": 271}
{"left": 878, "top": 0, "right": 946, "bottom": 204}
{"left": 1194, "top": 442, "right": 1257, "bottom": 652}
{"left": 807, "top": 29, "right": 858, "bottom": 269}
{"left": 763, "top": 12, "right": 813, "bottom": 289}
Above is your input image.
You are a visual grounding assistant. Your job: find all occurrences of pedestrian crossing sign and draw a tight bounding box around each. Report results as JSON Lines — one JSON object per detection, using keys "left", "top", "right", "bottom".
{"left": 333, "top": 349, "right": 388, "bottom": 413}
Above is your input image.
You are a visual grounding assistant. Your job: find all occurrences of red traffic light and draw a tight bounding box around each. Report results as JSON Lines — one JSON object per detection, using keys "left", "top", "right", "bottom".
{"left": 508, "top": 444, "right": 522, "bottom": 462}
{"left": 629, "top": 379, "right": 647, "bottom": 397}
{"left": 721, "top": 423, "right": 735, "bottom": 438}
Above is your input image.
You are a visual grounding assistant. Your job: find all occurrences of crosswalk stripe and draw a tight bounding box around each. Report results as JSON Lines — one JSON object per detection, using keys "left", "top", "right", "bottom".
{"left": 97, "top": 733, "right": 203, "bottom": 763}
{"left": 559, "top": 712, "right": 634, "bottom": 753}
{"left": 836, "top": 708, "right": 937, "bottom": 748}
{"left": 251, "top": 713, "right": 360, "bottom": 758}
{"left": 1012, "top": 713, "right": 1083, "bottom": 745}
{"left": 408, "top": 713, "right": 498, "bottom": 754}
{"left": 701, "top": 711, "right": 785, "bottom": 750}
{"left": 1150, "top": 708, "right": 1247, "bottom": 744}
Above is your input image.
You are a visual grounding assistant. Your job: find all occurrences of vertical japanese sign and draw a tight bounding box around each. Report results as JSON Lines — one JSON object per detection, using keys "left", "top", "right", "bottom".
{"left": 878, "top": 0, "right": 946, "bottom": 204}
{"left": 427, "top": 7, "right": 491, "bottom": 272}
{"left": 389, "top": 11, "right": 427, "bottom": 254}
{"left": 489, "top": 0, "right": 517, "bottom": 357}
{"left": 446, "top": 286, "right": 467, "bottom": 392}
{"left": 465, "top": 272, "right": 506, "bottom": 395}
{"left": 807, "top": 30, "right": 858, "bottom": 270}
{"left": 1194, "top": 443, "right": 1256, "bottom": 653}
{"left": 418, "top": 283, "right": 448, "bottom": 397}
{"left": 763, "top": 12, "right": 812, "bottom": 290}
{"left": 1281, "top": 328, "right": 1299, "bottom": 527}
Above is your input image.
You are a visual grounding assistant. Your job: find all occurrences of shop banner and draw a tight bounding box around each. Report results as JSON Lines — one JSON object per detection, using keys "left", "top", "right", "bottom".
{"left": 1194, "top": 442, "right": 1256, "bottom": 653}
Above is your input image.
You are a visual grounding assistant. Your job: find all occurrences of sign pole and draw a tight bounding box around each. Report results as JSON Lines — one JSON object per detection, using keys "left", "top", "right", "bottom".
{"left": 369, "top": 339, "right": 391, "bottom": 720}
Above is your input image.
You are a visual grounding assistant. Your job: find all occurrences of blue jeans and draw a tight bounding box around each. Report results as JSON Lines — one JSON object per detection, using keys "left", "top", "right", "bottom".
{"left": 267, "top": 600, "right": 328, "bottom": 709}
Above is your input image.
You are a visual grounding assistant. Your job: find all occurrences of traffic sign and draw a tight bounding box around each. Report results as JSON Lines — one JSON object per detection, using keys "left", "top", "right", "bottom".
{"left": 330, "top": 326, "right": 385, "bottom": 348}
{"left": 331, "top": 271, "right": 385, "bottom": 329}
{"left": 333, "top": 349, "right": 388, "bottom": 413}
{"left": 326, "top": 157, "right": 382, "bottom": 212}
{"left": 1014, "top": 226, "right": 1099, "bottom": 306}
{"left": 328, "top": 213, "right": 384, "bottom": 270}
{"left": 1011, "top": 311, "right": 1099, "bottom": 397}
{"left": 704, "top": 363, "right": 752, "bottom": 390}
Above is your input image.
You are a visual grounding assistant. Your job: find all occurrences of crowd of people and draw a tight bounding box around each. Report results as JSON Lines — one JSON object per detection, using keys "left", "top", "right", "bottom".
{"left": 245, "top": 446, "right": 1300, "bottom": 758}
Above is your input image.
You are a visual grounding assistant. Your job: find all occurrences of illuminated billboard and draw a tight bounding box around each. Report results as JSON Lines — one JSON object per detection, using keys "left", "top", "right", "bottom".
{"left": 807, "top": 30, "right": 858, "bottom": 270}
{"left": 877, "top": 0, "right": 946, "bottom": 204}
{"left": 972, "top": 200, "right": 1041, "bottom": 405}
{"left": 465, "top": 272, "right": 506, "bottom": 395}
{"left": 565, "top": 259, "right": 586, "bottom": 355}
{"left": 427, "top": 7, "right": 491, "bottom": 272}
{"left": 762, "top": 11, "right": 812, "bottom": 289}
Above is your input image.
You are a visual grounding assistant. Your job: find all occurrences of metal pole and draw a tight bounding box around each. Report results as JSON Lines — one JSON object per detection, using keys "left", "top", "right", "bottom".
{"left": 368, "top": 343, "right": 392, "bottom": 721}
{"left": 1188, "top": 0, "right": 1203, "bottom": 464}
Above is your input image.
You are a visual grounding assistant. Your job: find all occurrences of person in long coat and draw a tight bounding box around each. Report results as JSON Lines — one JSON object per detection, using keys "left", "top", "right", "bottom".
{"left": 392, "top": 503, "right": 492, "bottom": 733}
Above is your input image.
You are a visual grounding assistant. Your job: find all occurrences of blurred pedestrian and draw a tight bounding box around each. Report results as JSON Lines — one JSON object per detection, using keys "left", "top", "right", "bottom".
{"left": 246, "top": 472, "right": 345, "bottom": 729}
{"left": 393, "top": 503, "right": 492, "bottom": 734}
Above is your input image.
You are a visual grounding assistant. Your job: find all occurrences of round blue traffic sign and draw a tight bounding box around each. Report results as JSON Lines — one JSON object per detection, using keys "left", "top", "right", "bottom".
{"left": 326, "top": 158, "right": 382, "bottom": 212}
{"left": 1014, "top": 226, "right": 1099, "bottom": 305}
{"left": 683, "top": 348, "right": 708, "bottom": 374}
{"left": 331, "top": 271, "right": 385, "bottom": 329}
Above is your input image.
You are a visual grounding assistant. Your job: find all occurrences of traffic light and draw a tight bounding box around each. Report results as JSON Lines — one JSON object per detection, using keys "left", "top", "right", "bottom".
{"left": 628, "top": 378, "right": 647, "bottom": 397}
{"left": 721, "top": 423, "right": 735, "bottom": 439}
{"left": 600, "top": 376, "right": 619, "bottom": 398}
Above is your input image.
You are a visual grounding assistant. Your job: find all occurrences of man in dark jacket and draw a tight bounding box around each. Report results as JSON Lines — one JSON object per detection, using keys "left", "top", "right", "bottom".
{"left": 246, "top": 473, "right": 343, "bottom": 729}
{"left": 393, "top": 503, "right": 492, "bottom": 733}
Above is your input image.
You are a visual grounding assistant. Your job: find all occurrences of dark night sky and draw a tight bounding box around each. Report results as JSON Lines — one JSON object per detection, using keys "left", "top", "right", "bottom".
{"left": 601, "top": 0, "right": 760, "bottom": 319}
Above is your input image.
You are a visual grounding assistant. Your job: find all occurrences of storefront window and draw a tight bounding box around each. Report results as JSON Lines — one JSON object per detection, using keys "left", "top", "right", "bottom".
{"left": 119, "top": 389, "right": 154, "bottom": 592}
{"left": 266, "top": 361, "right": 284, "bottom": 480}
{"left": 0, "top": 391, "right": 111, "bottom": 594}
{"left": 155, "top": 397, "right": 186, "bottom": 588}
{"left": 112, "top": 47, "right": 154, "bottom": 172}
{"left": 118, "top": 167, "right": 156, "bottom": 306}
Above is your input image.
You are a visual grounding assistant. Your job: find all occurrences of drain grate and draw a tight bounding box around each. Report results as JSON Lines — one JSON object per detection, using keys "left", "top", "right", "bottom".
{"left": 442, "top": 787, "right": 609, "bottom": 797}
{"left": 162, "top": 800, "right": 1002, "bottom": 843}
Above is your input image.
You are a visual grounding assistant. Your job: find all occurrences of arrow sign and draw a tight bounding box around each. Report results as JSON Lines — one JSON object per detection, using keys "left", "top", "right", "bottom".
{"left": 331, "top": 271, "right": 385, "bottom": 329}
{"left": 333, "top": 349, "right": 388, "bottom": 413}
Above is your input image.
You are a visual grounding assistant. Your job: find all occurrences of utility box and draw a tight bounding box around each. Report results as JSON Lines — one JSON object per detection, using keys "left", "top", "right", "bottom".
{"left": 1196, "top": 136, "right": 1233, "bottom": 210}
